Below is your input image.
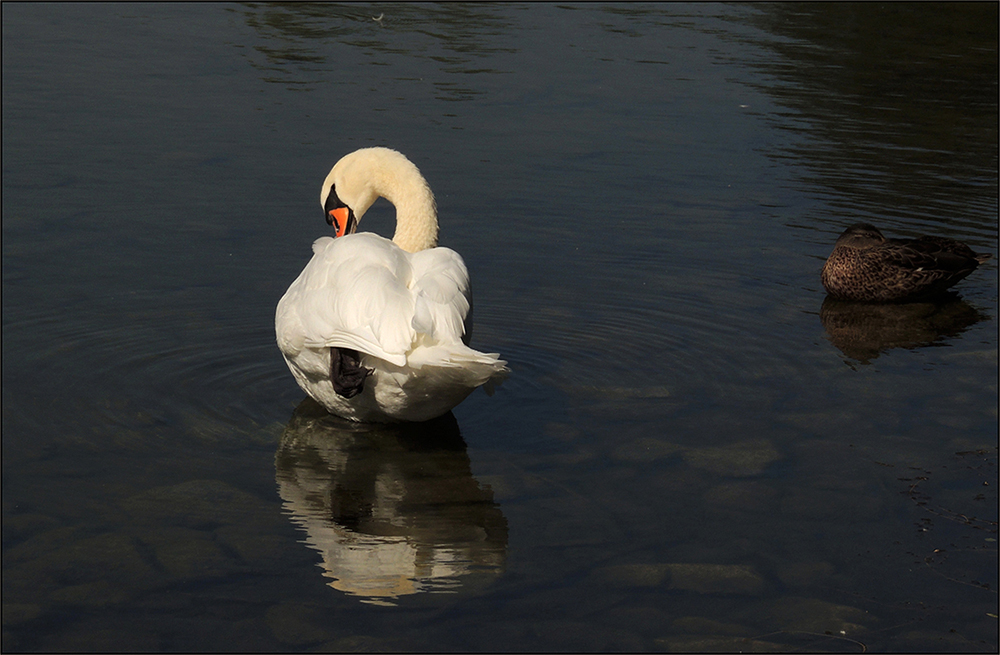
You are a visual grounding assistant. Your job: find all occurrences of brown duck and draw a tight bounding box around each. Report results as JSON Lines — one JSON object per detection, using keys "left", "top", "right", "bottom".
{"left": 821, "top": 223, "right": 992, "bottom": 302}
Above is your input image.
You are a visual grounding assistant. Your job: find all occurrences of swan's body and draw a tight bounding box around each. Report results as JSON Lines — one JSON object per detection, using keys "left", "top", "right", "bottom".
{"left": 276, "top": 148, "right": 507, "bottom": 422}
{"left": 821, "top": 223, "right": 991, "bottom": 302}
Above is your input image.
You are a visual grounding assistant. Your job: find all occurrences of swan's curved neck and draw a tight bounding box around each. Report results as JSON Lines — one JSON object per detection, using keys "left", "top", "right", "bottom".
{"left": 380, "top": 174, "right": 438, "bottom": 253}
{"left": 326, "top": 148, "right": 440, "bottom": 253}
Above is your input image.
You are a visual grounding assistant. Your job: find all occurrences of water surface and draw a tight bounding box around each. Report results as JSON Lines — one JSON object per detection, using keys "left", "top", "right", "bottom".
{"left": 3, "top": 3, "right": 997, "bottom": 652}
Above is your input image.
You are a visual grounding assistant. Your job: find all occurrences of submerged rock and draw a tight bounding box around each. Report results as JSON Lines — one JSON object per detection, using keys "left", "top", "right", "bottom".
{"left": 683, "top": 439, "right": 780, "bottom": 477}
{"left": 666, "top": 563, "right": 766, "bottom": 595}
{"left": 48, "top": 580, "right": 131, "bottom": 608}
{"left": 654, "top": 635, "right": 792, "bottom": 653}
{"left": 704, "top": 481, "right": 778, "bottom": 511}
{"left": 764, "top": 596, "right": 872, "bottom": 634}
{"left": 1, "top": 603, "right": 43, "bottom": 626}
{"left": 590, "top": 562, "right": 765, "bottom": 595}
{"left": 264, "top": 602, "right": 336, "bottom": 646}
{"left": 590, "top": 563, "right": 671, "bottom": 588}
{"left": 214, "top": 525, "right": 293, "bottom": 567}
{"left": 121, "top": 479, "right": 277, "bottom": 530}
{"left": 140, "top": 526, "right": 234, "bottom": 581}
{"left": 776, "top": 561, "right": 835, "bottom": 588}
{"left": 612, "top": 437, "right": 684, "bottom": 463}
{"left": 10, "top": 531, "right": 161, "bottom": 591}
{"left": 672, "top": 615, "right": 754, "bottom": 636}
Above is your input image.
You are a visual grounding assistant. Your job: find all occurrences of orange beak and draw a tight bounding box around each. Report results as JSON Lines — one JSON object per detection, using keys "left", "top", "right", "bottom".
{"left": 327, "top": 207, "right": 357, "bottom": 238}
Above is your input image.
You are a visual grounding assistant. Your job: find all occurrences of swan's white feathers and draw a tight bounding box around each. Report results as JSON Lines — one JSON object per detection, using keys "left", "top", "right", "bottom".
{"left": 290, "top": 234, "right": 418, "bottom": 365}
{"left": 277, "top": 147, "right": 507, "bottom": 422}
{"left": 409, "top": 247, "right": 471, "bottom": 342}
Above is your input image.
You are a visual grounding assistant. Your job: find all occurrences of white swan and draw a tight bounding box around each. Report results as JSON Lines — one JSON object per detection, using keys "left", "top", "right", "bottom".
{"left": 276, "top": 147, "right": 508, "bottom": 422}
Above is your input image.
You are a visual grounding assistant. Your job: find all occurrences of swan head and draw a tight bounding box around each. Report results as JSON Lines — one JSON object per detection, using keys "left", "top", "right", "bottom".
{"left": 320, "top": 147, "right": 439, "bottom": 252}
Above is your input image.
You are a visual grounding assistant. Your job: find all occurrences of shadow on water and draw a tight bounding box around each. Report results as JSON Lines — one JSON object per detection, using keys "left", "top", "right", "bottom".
{"left": 275, "top": 399, "right": 508, "bottom": 606}
{"left": 819, "top": 293, "right": 991, "bottom": 366}
{"left": 742, "top": 3, "right": 998, "bottom": 240}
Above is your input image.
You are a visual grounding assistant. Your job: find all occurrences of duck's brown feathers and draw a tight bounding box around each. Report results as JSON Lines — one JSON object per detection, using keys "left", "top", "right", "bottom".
{"left": 821, "top": 223, "right": 991, "bottom": 302}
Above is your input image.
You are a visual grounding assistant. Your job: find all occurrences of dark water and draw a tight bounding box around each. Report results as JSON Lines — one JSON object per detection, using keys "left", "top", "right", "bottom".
{"left": 3, "top": 3, "right": 997, "bottom": 652}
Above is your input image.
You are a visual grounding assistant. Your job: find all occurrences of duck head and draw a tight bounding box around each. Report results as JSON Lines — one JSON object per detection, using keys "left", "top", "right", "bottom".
{"left": 834, "top": 223, "right": 886, "bottom": 250}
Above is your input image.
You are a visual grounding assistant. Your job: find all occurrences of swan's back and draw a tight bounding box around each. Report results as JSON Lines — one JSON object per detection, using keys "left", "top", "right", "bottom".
{"left": 277, "top": 233, "right": 507, "bottom": 422}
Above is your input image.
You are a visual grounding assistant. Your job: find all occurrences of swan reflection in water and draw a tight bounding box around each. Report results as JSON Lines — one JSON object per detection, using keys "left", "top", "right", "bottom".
{"left": 275, "top": 399, "right": 508, "bottom": 606}
{"left": 820, "top": 293, "right": 989, "bottom": 365}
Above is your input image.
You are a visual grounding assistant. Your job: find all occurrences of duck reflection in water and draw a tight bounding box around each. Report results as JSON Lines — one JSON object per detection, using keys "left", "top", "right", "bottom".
{"left": 820, "top": 293, "right": 989, "bottom": 365}
{"left": 275, "top": 399, "right": 508, "bottom": 606}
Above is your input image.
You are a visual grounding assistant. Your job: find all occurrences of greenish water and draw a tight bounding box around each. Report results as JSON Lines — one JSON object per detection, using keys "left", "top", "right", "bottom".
{"left": 3, "top": 3, "right": 997, "bottom": 652}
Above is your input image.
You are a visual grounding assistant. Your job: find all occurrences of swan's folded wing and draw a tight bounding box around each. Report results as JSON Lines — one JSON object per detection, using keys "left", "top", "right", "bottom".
{"left": 303, "top": 327, "right": 407, "bottom": 367}
{"left": 409, "top": 247, "right": 472, "bottom": 342}
{"left": 294, "top": 284, "right": 413, "bottom": 367}
{"left": 290, "top": 235, "right": 417, "bottom": 366}
{"left": 280, "top": 237, "right": 494, "bottom": 372}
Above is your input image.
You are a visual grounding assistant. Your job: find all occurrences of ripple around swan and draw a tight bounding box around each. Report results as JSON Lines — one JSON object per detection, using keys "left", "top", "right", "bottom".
{"left": 466, "top": 291, "right": 786, "bottom": 456}
{"left": 3, "top": 293, "right": 296, "bottom": 451}
{"left": 477, "top": 267, "right": 803, "bottom": 401}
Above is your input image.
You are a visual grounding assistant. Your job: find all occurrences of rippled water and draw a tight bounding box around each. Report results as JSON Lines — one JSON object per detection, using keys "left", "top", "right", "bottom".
{"left": 3, "top": 3, "right": 997, "bottom": 652}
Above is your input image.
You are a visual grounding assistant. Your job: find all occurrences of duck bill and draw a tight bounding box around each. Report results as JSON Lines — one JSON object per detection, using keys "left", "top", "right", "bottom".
{"left": 327, "top": 207, "right": 357, "bottom": 238}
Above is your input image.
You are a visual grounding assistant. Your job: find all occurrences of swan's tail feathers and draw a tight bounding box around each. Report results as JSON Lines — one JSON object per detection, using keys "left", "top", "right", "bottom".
{"left": 407, "top": 343, "right": 509, "bottom": 392}
{"left": 480, "top": 365, "right": 508, "bottom": 396}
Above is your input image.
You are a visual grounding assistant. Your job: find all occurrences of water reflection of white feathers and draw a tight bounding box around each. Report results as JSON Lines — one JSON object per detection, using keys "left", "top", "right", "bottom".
{"left": 276, "top": 399, "right": 507, "bottom": 606}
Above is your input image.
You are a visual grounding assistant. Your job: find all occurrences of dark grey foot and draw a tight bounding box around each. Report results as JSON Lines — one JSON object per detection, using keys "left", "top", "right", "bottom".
{"left": 330, "top": 347, "right": 372, "bottom": 398}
